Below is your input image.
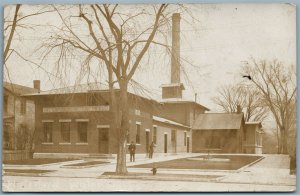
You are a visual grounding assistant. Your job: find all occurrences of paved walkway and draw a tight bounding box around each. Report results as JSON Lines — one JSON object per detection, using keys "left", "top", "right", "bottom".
{"left": 220, "top": 154, "right": 296, "bottom": 186}
{"left": 2, "top": 153, "right": 296, "bottom": 192}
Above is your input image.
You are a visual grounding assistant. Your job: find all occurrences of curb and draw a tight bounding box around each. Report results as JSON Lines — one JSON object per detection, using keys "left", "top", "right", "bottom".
{"left": 97, "top": 174, "right": 296, "bottom": 187}
{"left": 2, "top": 160, "right": 83, "bottom": 168}
{"left": 61, "top": 163, "right": 108, "bottom": 169}
{"left": 236, "top": 156, "right": 265, "bottom": 172}
{"left": 98, "top": 175, "right": 220, "bottom": 182}
{"left": 3, "top": 171, "right": 54, "bottom": 177}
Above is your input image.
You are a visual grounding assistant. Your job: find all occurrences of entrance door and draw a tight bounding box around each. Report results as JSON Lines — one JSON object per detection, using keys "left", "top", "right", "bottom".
{"left": 187, "top": 137, "right": 190, "bottom": 153}
{"left": 164, "top": 134, "right": 168, "bottom": 153}
{"left": 98, "top": 128, "right": 109, "bottom": 153}
{"left": 145, "top": 131, "right": 150, "bottom": 153}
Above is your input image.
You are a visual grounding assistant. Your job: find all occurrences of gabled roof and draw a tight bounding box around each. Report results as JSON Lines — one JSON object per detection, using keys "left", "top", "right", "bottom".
{"left": 159, "top": 98, "right": 210, "bottom": 111}
{"left": 23, "top": 82, "right": 155, "bottom": 98}
{"left": 22, "top": 82, "right": 210, "bottom": 110}
{"left": 192, "top": 113, "right": 244, "bottom": 130}
{"left": 153, "top": 115, "right": 190, "bottom": 129}
{"left": 245, "top": 121, "right": 263, "bottom": 133}
{"left": 25, "top": 82, "right": 109, "bottom": 96}
{"left": 3, "top": 82, "right": 38, "bottom": 95}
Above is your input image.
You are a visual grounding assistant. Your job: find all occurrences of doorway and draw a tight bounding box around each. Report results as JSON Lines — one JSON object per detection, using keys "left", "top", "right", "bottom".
{"left": 98, "top": 128, "right": 108, "bottom": 153}
{"left": 164, "top": 134, "right": 168, "bottom": 153}
{"left": 187, "top": 137, "right": 190, "bottom": 153}
{"left": 145, "top": 131, "right": 150, "bottom": 153}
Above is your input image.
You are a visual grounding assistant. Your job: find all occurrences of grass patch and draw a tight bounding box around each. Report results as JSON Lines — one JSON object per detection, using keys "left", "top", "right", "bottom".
{"left": 3, "top": 158, "right": 77, "bottom": 165}
{"left": 64, "top": 161, "right": 108, "bottom": 167}
{"left": 3, "top": 169, "right": 54, "bottom": 174}
{"left": 131, "top": 155, "right": 262, "bottom": 170}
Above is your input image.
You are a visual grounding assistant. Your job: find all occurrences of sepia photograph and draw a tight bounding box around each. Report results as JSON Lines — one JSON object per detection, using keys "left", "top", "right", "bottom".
{"left": 2, "top": 3, "right": 296, "bottom": 192}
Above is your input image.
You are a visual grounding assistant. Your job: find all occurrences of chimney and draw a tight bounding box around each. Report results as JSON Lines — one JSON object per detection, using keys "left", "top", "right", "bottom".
{"left": 33, "top": 80, "right": 40, "bottom": 93}
{"left": 237, "top": 105, "right": 242, "bottom": 114}
{"left": 171, "top": 13, "right": 181, "bottom": 84}
{"left": 160, "top": 13, "right": 185, "bottom": 99}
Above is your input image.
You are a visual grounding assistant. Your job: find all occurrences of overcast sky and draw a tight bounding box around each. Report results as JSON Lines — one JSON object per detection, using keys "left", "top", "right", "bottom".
{"left": 4, "top": 3, "right": 296, "bottom": 113}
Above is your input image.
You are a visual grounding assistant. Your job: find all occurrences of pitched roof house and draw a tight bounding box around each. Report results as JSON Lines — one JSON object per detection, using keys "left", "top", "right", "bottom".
{"left": 3, "top": 81, "right": 39, "bottom": 157}
{"left": 192, "top": 113, "right": 245, "bottom": 153}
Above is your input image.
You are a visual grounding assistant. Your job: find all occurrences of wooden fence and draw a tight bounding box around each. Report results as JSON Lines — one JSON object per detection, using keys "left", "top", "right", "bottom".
{"left": 3, "top": 150, "right": 33, "bottom": 161}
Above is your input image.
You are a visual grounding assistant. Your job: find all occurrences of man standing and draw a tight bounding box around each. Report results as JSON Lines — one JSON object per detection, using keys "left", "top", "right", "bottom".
{"left": 149, "top": 141, "right": 155, "bottom": 159}
{"left": 128, "top": 141, "right": 136, "bottom": 162}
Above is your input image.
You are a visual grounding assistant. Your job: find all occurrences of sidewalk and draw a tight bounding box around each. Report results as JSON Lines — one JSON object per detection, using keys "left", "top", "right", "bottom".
{"left": 220, "top": 154, "right": 296, "bottom": 186}
{"left": 3, "top": 153, "right": 296, "bottom": 187}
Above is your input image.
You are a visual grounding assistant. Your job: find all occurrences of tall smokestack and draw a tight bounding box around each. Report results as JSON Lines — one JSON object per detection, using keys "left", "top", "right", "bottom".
{"left": 171, "top": 13, "right": 181, "bottom": 84}
{"left": 160, "top": 13, "right": 184, "bottom": 99}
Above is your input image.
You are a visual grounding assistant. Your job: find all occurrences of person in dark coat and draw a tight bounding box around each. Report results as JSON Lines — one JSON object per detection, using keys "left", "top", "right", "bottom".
{"left": 128, "top": 141, "right": 136, "bottom": 162}
{"left": 149, "top": 141, "right": 155, "bottom": 159}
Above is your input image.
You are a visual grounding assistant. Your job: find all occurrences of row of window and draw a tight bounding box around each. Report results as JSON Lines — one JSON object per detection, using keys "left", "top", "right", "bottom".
{"left": 127, "top": 123, "right": 188, "bottom": 146}
{"left": 43, "top": 120, "right": 188, "bottom": 146}
{"left": 43, "top": 121, "right": 87, "bottom": 143}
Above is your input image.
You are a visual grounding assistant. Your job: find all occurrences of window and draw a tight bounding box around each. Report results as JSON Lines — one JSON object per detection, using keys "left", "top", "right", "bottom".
{"left": 153, "top": 126, "right": 157, "bottom": 144}
{"left": 20, "top": 99, "right": 26, "bottom": 114}
{"left": 4, "top": 95, "right": 8, "bottom": 112}
{"left": 127, "top": 129, "right": 130, "bottom": 143}
{"left": 61, "top": 122, "right": 70, "bottom": 142}
{"left": 99, "top": 128, "right": 108, "bottom": 141}
{"left": 3, "top": 124, "right": 11, "bottom": 149}
{"left": 184, "top": 131, "right": 187, "bottom": 146}
{"left": 77, "top": 122, "right": 87, "bottom": 143}
{"left": 171, "top": 130, "right": 176, "bottom": 143}
{"left": 136, "top": 124, "right": 141, "bottom": 144}
{"left": 43, "top": 122, "right": 53, "bottom": 142}
{"left": 17, "top": 125, "right": 27, "bottom": 150}
{"left": 193, "top": 109, "right": 196, "bottom": 120}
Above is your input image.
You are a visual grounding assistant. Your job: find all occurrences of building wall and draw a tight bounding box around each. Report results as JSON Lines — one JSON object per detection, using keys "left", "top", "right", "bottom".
{"left": 156, "top": 103, "right": 206, "bottom": 127}
{"left": 3, "top": 89, "right": 35, "bottom": 150}
{"left": 3, "top": 90, "right": 15, "bottom": 116}
{"left": 244, "top": 124, "right": 263, "bottom": 154}
{"left": 152, "top": 121, "right": 190, "bottom": 154}
{"left": 192, "top": 129, "right": 241, "bottom": 153}
{"left": 35, "top": 110, "right": 112, "bottom": 154}
{"left": 34, "top": 93, "right": 112, "bottom": 154}
{"left": 15, "top": 97, "right": 36, "bottom": 137}
{"left": 33, "top": 92, "right": 191, "bottom": 155}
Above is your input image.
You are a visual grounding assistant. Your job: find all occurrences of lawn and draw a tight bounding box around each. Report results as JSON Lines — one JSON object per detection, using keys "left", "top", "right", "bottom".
{"left": 3, "top": 169, "right": 54, "bottom": 174}
{"left": 130, "top": 155, "right": 263, "bottom": 170}
{"left": 3, "top": 158, "right": 77, "bottom": 165}
{"left": 64, "top": 161, "right": 108, "bottom": 167}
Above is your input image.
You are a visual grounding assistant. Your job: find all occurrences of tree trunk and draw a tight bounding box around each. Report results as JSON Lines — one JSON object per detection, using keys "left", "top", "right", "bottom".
{"left": 276, "top": 127, "right": 280, "bottom": 154}
{"left": 115, "top": 79, "right": 130, "bottom": 175}
{"left": 280, "top": 127, "right": 288, "bottom": 154}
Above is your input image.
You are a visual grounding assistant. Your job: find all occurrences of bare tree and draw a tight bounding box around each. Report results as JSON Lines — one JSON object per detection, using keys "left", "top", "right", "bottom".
{"left": 39, "top": 4, "right": 190, "bottom": 174}
{"left": 4, "top": 5, "right": 56, "bottom": 82}
{"left": 213, "top": 84, "right": 269, "bottom": 122}
{"left": 242, "top": 58, "right": 296, "bottom": 154}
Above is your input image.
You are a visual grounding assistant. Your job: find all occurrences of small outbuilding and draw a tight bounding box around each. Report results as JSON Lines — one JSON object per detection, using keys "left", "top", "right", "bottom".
{"left": 192, "top": 113, "right": 245, "bottom": 153}
{"left": 244, "top": 122, "right": 264, "bottom": 154}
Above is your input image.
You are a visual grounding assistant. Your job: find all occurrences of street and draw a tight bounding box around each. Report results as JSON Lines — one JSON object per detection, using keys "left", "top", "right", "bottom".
{"left": 2, "top": 176, "right": 295, "bottom": 192}
{"left": 1, "top": 154, "right": 296, "bottom": 192}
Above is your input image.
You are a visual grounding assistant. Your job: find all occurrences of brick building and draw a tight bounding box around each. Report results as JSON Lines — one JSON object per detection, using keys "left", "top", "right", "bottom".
{"left": 24, "top": 82, "right": 207, "bottom": 157}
